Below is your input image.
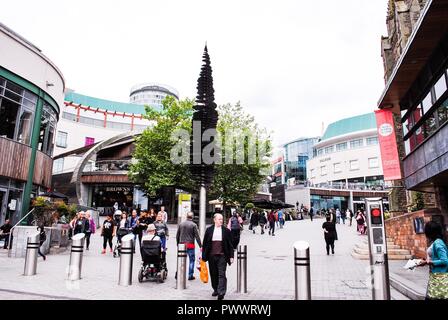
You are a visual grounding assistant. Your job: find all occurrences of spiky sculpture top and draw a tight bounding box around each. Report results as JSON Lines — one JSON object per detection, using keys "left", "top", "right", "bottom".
{"left": 190, "top": 45, "right": 219, "bottom": 187}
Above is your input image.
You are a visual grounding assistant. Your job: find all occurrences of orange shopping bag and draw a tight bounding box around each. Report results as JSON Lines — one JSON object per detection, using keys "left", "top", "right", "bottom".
{"left": 200, "top": 259, "right": 209, "bottom": 283}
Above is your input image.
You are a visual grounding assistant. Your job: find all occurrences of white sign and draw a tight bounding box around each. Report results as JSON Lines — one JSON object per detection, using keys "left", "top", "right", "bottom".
{"left": 8, "top": 199, "right": 17, "bottom": 211}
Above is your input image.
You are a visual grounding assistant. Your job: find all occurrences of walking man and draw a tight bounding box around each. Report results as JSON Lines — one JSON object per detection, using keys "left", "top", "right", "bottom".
{"left": 227, "top": 212, "right": 243, "bottom": 249}
{"left": 341, "top": 209, "right": 347, "bottom": 225}
{"left": 176, "top": 212, "right": 202, "bottom": 280}
{"left": 268, "top": 210, "right": 276, "bottom": 236}
{"left": 322, "top": 215, "right": 337, "bottom": 255}
{"left": 249, "top": 211, "right": 259, "bottom": 234}
{"left": 202, "top": 213, "right": 234, "bottom": 300}
{"left": 158, "top": 206, "right": 168, "bottom": 224}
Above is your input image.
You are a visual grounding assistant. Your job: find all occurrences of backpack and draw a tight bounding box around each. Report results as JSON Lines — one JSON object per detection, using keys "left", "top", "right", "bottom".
{"left": 230, "top": 217, "right": 240, "bottom": 231}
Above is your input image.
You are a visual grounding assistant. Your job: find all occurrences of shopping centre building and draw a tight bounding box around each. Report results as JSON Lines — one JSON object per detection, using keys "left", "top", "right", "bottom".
{"left": 281, "top": 113, "right": 389, "bottom": 212}
{"left": 0, "top": 23, "right": 65, "bottom": 224}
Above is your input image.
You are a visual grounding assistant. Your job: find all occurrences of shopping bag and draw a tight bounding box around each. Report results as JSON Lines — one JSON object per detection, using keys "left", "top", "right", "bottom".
{"left": 427, "top": 273, "right": 448, "bottom": 299}
{"left": 200, "top": 259, "right": 209, "bottom": 283}
{"left": 403, "top": 259, "right": 421, "bottom": 270}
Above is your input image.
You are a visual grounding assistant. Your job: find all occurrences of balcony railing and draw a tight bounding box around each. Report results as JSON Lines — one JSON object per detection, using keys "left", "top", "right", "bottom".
{"left": 83, "top": 160, "right": 132, "bottom": 173}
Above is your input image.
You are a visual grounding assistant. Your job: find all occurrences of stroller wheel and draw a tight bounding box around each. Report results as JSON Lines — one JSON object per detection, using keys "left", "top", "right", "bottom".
{"left": 138, "top": 269, "right": 144, "bottom": 283}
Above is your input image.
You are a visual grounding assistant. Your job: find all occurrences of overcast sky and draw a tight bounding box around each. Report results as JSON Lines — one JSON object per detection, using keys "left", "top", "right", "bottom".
{"left": 2, "top": 0, "right": 388, "bottom": 147}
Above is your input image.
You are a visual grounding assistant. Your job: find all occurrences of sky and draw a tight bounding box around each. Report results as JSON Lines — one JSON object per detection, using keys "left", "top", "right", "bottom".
{"left": 2, "top": 0, "right": 388, "bottom": 147}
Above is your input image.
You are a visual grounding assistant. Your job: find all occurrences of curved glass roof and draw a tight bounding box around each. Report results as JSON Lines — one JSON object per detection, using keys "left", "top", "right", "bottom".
{"left": 64, "top": 91, "right": 161, "bottom": 114}
{"left": 321, "top": 113, "right": 377, "bottom": 141}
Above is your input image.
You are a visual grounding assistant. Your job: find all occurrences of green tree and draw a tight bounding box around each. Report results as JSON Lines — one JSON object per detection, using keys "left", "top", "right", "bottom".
{"left": 210, "top": 103, "right": 272, "bottom": 216}
{"left": 129, "top": 96, "right": 195, "bottom": 196}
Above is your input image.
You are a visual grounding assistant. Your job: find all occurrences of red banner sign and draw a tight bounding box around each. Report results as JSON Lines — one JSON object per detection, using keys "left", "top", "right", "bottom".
{"left": 374, "top": 109, "right": 402, "bottom": 181}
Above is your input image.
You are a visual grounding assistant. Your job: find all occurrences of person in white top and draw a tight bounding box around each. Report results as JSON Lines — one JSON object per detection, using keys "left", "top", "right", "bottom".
{"left": 158, "top": 206, "right": 168, "bottom": 224}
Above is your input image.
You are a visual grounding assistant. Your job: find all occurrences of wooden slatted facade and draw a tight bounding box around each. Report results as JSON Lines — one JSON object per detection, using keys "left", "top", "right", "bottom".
{"left": 0, "top": 137, "right": 53, "bottom": 188}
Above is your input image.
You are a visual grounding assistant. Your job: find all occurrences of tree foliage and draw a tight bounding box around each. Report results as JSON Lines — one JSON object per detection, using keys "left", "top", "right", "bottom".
{"left": 209, "top": 103, "right": 272, "bottom": 210}
{"left": 129, "top": 96, "right": 195, "bottom": 196}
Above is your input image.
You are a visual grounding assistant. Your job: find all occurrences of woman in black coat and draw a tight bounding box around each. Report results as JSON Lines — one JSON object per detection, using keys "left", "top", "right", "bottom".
{"left": 322, "top": 215, "right": 336, "bottom": 255}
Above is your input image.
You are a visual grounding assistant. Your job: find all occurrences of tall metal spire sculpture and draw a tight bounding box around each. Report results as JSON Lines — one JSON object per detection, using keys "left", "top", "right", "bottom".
{"left": 190, "top": 45, "right": 219, "bottom": 238}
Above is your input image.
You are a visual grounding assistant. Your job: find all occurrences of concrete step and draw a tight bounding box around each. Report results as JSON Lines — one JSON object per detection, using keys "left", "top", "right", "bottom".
{"left": 355, "top": 243, "right": 402, "bottom": 251}
{"left": 353, "top": 247, "right": 411, "bottom": 256}
{"left": 351, "top": 251, "right": 412, "bottom": 260}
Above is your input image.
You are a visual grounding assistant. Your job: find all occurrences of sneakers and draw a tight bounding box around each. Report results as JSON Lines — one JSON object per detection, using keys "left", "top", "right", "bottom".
{"left": 218, "top": 295, "right": 225, "bottom": 300}
{"left": 43, "top": 255, "right": 46, "bottom": 261}
{"left": 101, "top": 249, "right": 106, "bottom": 254}
{"left": 212, "top": 292, "right": 219, "bottom": 297}
{"left": 188, "top": 276, "right": 196, "bottom": 280}
{"left": 110, "top": 248, "right": 113, "bottom": 253}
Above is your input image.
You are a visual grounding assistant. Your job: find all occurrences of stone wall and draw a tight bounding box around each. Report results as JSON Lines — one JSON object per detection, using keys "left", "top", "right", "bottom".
{"left": 385, "top": 208, "right": 443, "bottom": 258}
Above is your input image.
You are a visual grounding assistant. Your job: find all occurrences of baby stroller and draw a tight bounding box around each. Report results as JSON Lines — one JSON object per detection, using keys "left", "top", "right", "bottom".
{"left": 113, "top": 228, "right": 132, "bottom": 258}
{"left": 138, "top": 236, "right": 167, "bottom": 283}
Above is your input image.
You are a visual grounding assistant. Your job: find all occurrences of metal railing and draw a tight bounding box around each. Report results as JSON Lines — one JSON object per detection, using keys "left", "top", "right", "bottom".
{"left": 7, "top": 208, "right": 35, "bottom": 257}
{"left": 83, "top": 160, "right": 131, "bottom": 173}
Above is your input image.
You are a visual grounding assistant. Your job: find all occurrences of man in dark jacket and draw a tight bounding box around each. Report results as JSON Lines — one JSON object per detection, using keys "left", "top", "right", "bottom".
{"left": 176, "top": 212, "right": 202, "bottom": 280}
{"left": 202, "top": 213, "right": 234, "bottom": 300}
{"left": 249, "top": 211, "right": 259, "bottom": 234}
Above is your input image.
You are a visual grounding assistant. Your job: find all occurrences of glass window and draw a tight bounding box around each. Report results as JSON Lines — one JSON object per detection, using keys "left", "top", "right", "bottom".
{"left": 0, "top": 98, "right": 20, "bottom": 139}
{"left": 349, "top": 160, "right": 359, "bottom": 170}
{"left": 56, "top": 131, "right": 68, "bottom": 148}
{"left": 368, "top": 157, "right": 379, "bottom": 168}
{"left": 403, "top": 118, "right": 410, "bottom": 136}
{"left": 350, "top": 139, "right": 363, "bottom": 149}
{"left": 320, "top": 166, "right": 327, "bottom": 176}
{"left": 437, "top": 97, "right": 448, "bottom": 127}
{"left": 62, "top": 112, "right": 77, "bottom": 121}
{"left": 53, "top": 158, "right": 64, "bottom": 174}
{"left": 334, "top": 163, "right": 341, "bottom": 173}
{"left": 38, "top": 104, "right": 58, "bottom": 155}
{"left": 413, "top": 105, "right": 423, "bottom": 125}
{"left": 310, "top": 169, "right": 315, "bottom": 178}
{"left": 85, "top": 137, "right": 95, "bottom": 146}
{"left": 404, "top": 137, "right": 411, "bottom": 155}
{"left": 324, "top": 146, "right": 334, "bottom": 154}
{"left": 317, "top": 149, "right": 323, "bottom": 156}
{"left": 421, "top": 91, "right": 432, "bottom": 114}
{"left": 415, "top": 126, "right": 424, "bottom": 145}
{"left": 434, "top": 74, "right": 447, "bottom": 102}
{"left": 424, "top": 112, "right": 437, "bottom": 138}
{"left": 366, "top": 137, "right": 378, "bottom": 145}
{"left": 17, "top": 109, "right": 33, "bottom": 145}
{"left": 336, "top": 142, "right": 347, "bottom": 151}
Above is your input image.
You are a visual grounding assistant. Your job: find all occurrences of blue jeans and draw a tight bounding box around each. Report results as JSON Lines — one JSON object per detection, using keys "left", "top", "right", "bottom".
{"left": 187, "top": 248, "right": 195, "bottom": 278}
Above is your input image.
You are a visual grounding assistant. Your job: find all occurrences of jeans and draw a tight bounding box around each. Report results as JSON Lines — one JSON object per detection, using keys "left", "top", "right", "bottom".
{"left": 187, "top": 248, "right": 195, "bottom": 278}
{"left": 160, "top": 235, "right": 167, "bottom": 251}
{"left": 269, "top": 221, "right": 275, "bottom": 235}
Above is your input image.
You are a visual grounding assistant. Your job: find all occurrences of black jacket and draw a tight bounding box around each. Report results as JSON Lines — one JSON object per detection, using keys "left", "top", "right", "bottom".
{"left": 202, "top": 225, "right": 234, "bottom": 265}
{"left": 74, "top": 218, "right": 90, "bottom": 234}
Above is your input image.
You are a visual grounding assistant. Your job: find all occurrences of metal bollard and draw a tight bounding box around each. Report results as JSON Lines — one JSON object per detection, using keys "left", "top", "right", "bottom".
{"left": 237, "top": 245, "right": 247, "bottom": 293}
{"left": 294, "top": 241, "right": 311, "bottom": 300}
{"left": 67, "top": 233, "right": 85, "bottom": 281}
{"left": 24, "top": 232, "right": 40, "bottom": 276}
{"left": 176, "top": 243, "right": 187, "bottom": 289}
{"left": 118, "top": 234, "right": 134, "bottom": 286}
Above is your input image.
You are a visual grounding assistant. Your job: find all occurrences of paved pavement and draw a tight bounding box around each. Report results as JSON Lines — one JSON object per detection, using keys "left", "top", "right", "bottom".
{"left": 0, "top": 218, "right": 414, "bottom": 300}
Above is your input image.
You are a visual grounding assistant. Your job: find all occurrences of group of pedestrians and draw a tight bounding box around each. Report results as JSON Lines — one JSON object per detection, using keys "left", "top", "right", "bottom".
{"left": 101, "top": 207, "right": 169, "bottom": 254}
{"left": 69, "top": 211, "right": 96, "bottom": 250}
{"left": 249, "top": 209, "right": 286, "bottom": 236}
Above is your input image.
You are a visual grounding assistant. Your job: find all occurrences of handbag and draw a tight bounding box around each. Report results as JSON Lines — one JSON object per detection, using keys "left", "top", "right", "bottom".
{"left": 426, "top": 273, "right": 448, "bottom": 299}
{"left": 200, "top": 259, "right": 209, "bottom": 283}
